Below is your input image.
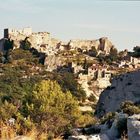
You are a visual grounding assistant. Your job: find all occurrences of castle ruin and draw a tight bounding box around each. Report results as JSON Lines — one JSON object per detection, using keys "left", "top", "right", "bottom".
{"left": 3, "top": 27, "right": 60, "bottom": 55}
{"left": 4, "top": 27, "right": 32, "bottom": 38}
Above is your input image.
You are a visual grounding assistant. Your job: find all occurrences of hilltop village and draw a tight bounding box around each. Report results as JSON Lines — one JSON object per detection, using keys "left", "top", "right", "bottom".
{"left": 0, "top": 27, "right": 140, "bottom": 106}
{"left": 0, "top": 27, "right": 140, "bottom": 140}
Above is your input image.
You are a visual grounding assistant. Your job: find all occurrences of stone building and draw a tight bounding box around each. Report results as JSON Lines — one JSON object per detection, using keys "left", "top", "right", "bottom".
{"left": 4, "top": 27, "right": 32, "bottom": 38}
{"left": 88, "top": 64, "right": 111, "bottom": 80}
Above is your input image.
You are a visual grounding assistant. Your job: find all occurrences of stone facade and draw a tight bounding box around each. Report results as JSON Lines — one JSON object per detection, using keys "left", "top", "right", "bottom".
{"left": 88, "top": 64, "right": 111, "bottom": 80}
{"left": 4, "top": 27, "right": 32, "bottom": 38}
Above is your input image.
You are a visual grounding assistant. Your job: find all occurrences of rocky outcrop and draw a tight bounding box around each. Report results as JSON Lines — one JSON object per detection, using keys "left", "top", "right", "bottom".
{"left": 2, "top": 28, "right": 116, "bottom": 56}
{"left": 127, "top": 114, "right": 140, "bottom": 140}
{"left": 68, "top": 37, "right": 114, "bottom": 54}
{"left": 68, "top": 112, "right": 128, "bottom": 140}
{"left": 44, "top": 55, "right": 66, "bottom": 72}
{"left": 95, "top": 70, "right": 140, "bottom": 118}
{"left": 68, "top": 134, "right": 109, "bottom": 140}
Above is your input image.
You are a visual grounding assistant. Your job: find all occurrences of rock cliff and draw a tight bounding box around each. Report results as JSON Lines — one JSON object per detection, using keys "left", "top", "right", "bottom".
{"left": 95, "top": 70, "right": 140, "bottom": 117}
{"left": 68, "top": 37, "right": 114, "bottom": 54}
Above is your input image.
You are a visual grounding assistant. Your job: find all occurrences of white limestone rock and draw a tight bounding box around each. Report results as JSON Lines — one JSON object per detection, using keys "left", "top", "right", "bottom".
{"left": 96, "top": 70, "right": 140, "bottom": 117}
{"left": 68, "top": 134, "right": 109, "bottom": 140}
{"left": 127, "top": 114, "right": 140, "bottom": 140}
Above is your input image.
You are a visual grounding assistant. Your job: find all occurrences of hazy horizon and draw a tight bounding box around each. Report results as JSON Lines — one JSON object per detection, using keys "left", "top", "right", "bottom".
{"left": 0, "top": 0, "right": 140, "bottom": 51}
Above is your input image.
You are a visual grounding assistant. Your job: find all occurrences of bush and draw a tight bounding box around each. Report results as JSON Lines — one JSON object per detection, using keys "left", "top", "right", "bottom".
{"left": 88, "top": 94, "right": 96, "bottom": 102}
{"left": 100, "top": 112, "right": 115, "bottom": 124}
{"left": 120, "top": 101, "right": 140, "bottom": 115}
{"left": 117, "top": 118, "right": 127, "bottom": 138}
{"left": 25, "top": 80, "right": 81, "bottom": 137}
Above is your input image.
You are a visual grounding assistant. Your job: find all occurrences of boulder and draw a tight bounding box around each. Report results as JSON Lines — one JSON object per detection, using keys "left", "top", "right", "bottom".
{"left": 68, "top": 134, "right": 109, "bottom": 140}
{"left": 95, "top": 70, "right": 140, "bottom": 117}
{"left": 127, "top": 114, "right": 140, "bottom": 140}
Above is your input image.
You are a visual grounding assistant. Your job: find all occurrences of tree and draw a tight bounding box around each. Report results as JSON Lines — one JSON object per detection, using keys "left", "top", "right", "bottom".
{"left": 83, "top": 58, "right": 88, "bottom": 74}
{"left": 88, "top": 46, "right": 98, "bottom": 57}
{"left": 0, "top": 100, "right": 18, "bottom": 121}
{"left": 20, "top": 37, "right": 31, "bottom": 50}
{"left": 109, "top": 46, "right": 118, "bottom": 61}
{"left": 25, "top": 80, "right": 81, "bottom": 137}
{"left": 4, "top": 39, "right": 13, "bottom": 51}
{"left": 120, "top": 101, "right": 140, "bottom": 115}
{"left": 133, "top": 46, "right": 140, "bottom": 57}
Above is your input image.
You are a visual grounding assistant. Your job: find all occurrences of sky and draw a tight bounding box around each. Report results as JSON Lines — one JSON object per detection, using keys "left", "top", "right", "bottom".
{"left": 0, "top": 0, "right": 140, "bottom": 51}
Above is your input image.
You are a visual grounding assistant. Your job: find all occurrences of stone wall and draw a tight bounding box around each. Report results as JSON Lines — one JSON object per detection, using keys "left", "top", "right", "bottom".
{"left": 4, "top": 27, "right": 32, "bottom": 38}
{"left": 68, "top": 37, "right": 114, "bottom": 54}
{"left": 4, "top": 28, "right": 53, "bottom": 52}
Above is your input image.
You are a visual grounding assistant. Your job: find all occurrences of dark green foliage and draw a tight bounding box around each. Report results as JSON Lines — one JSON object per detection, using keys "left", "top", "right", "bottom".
{"left": 132, "top": 46, "right": 140, "bottom": 57}
{"left": 100, "top": 112, "right": 115, "bottom": 124}
{"left": 24, "top": 80, "right": 81, "bottom": 136}
{"left": 88, "top": 94, "right": 96, "bottom": 102}
{"left": 117, "top": 118, "right": 127, "bottom": 138}
{"left": 109, "top": 47, "right": 118, "bottom": 60}
{"left": 97, "top": 47, "right": 118, "bottom": 64}
{"left": 20, "top": 37, "right": 31, "bottom": 50}
{"left": 121, "top": 101, "right": 140, "bottom": 115}
{"left": 50, "top": 72, "right": 86, "bottom": 101}
{"left": 0, "top": 48, "right": 91, "bottom": 138}
{"left": 88, "top": 46, "right": 97, "bottom": 57}
{"left": 4, "top": 39, "right": 13, "bottom": 51}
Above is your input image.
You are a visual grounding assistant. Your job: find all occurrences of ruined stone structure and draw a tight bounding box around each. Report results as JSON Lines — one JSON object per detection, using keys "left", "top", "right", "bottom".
{"left": 4, "top": 27, "right": 32, "bottom": 38}
{"left": 27, "top": 32, "right": 50, "bottom": 51}
{"left": 67, "top": 37, "right": 114, "bottom": 54}
{"left": 88, "top": 64, "right": 111, "bottom": 80}
{"left": 2, "top": 27, "right": 116, "bottom": 56}
{"left": 3, "top": 27, "right": 60, "bottom": 55}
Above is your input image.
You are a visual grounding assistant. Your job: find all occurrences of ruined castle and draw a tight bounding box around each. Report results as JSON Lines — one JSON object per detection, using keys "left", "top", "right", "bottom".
{"left": 3, "top": 27, "right": 60, "bottom": 54}
{"left": 1, "top": 27, "right": 115, "bottom": 55}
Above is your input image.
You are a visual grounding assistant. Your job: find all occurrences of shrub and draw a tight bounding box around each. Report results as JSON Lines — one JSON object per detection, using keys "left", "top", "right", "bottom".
{"left": 120, "top": 101, "right": 140, "bottom": 115}
{"left": 116, "top": 118, "right": 127, "bottom": 138}
{"left": 25, "top": 80, "right": 81, "bottom": 137}
{"left": 100, "top": 112, "right": 115, "bottom": 124}
{"left": 88, "top": 94, "right": 96, "bottom": 102}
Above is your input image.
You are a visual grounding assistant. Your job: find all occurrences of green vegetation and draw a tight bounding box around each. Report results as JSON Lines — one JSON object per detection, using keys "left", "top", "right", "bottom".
{"left": 132, "top": 46, "right": 140, "bottom": 57}
{"left": 20, "top": 37, "right": 31, "bottom": 50}
{"left": 0, "top": 48, "right": 94, "bottom": 139}
{"left": 23, "top": 80, "right": 81, "bottom": 137}
{"left": 121, "top": 101, "right": 140, "bottom": 115}
{"left": 100, "top": 112, "right": 116, "bottom": 124}
{"left": 88, "top": 94, "right": 96, "bottom": 102}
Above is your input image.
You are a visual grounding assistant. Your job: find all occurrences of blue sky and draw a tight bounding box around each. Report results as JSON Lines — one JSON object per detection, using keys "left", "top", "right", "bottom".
{"left": 0, "top": 0, "right": 140, "bottom": 50}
